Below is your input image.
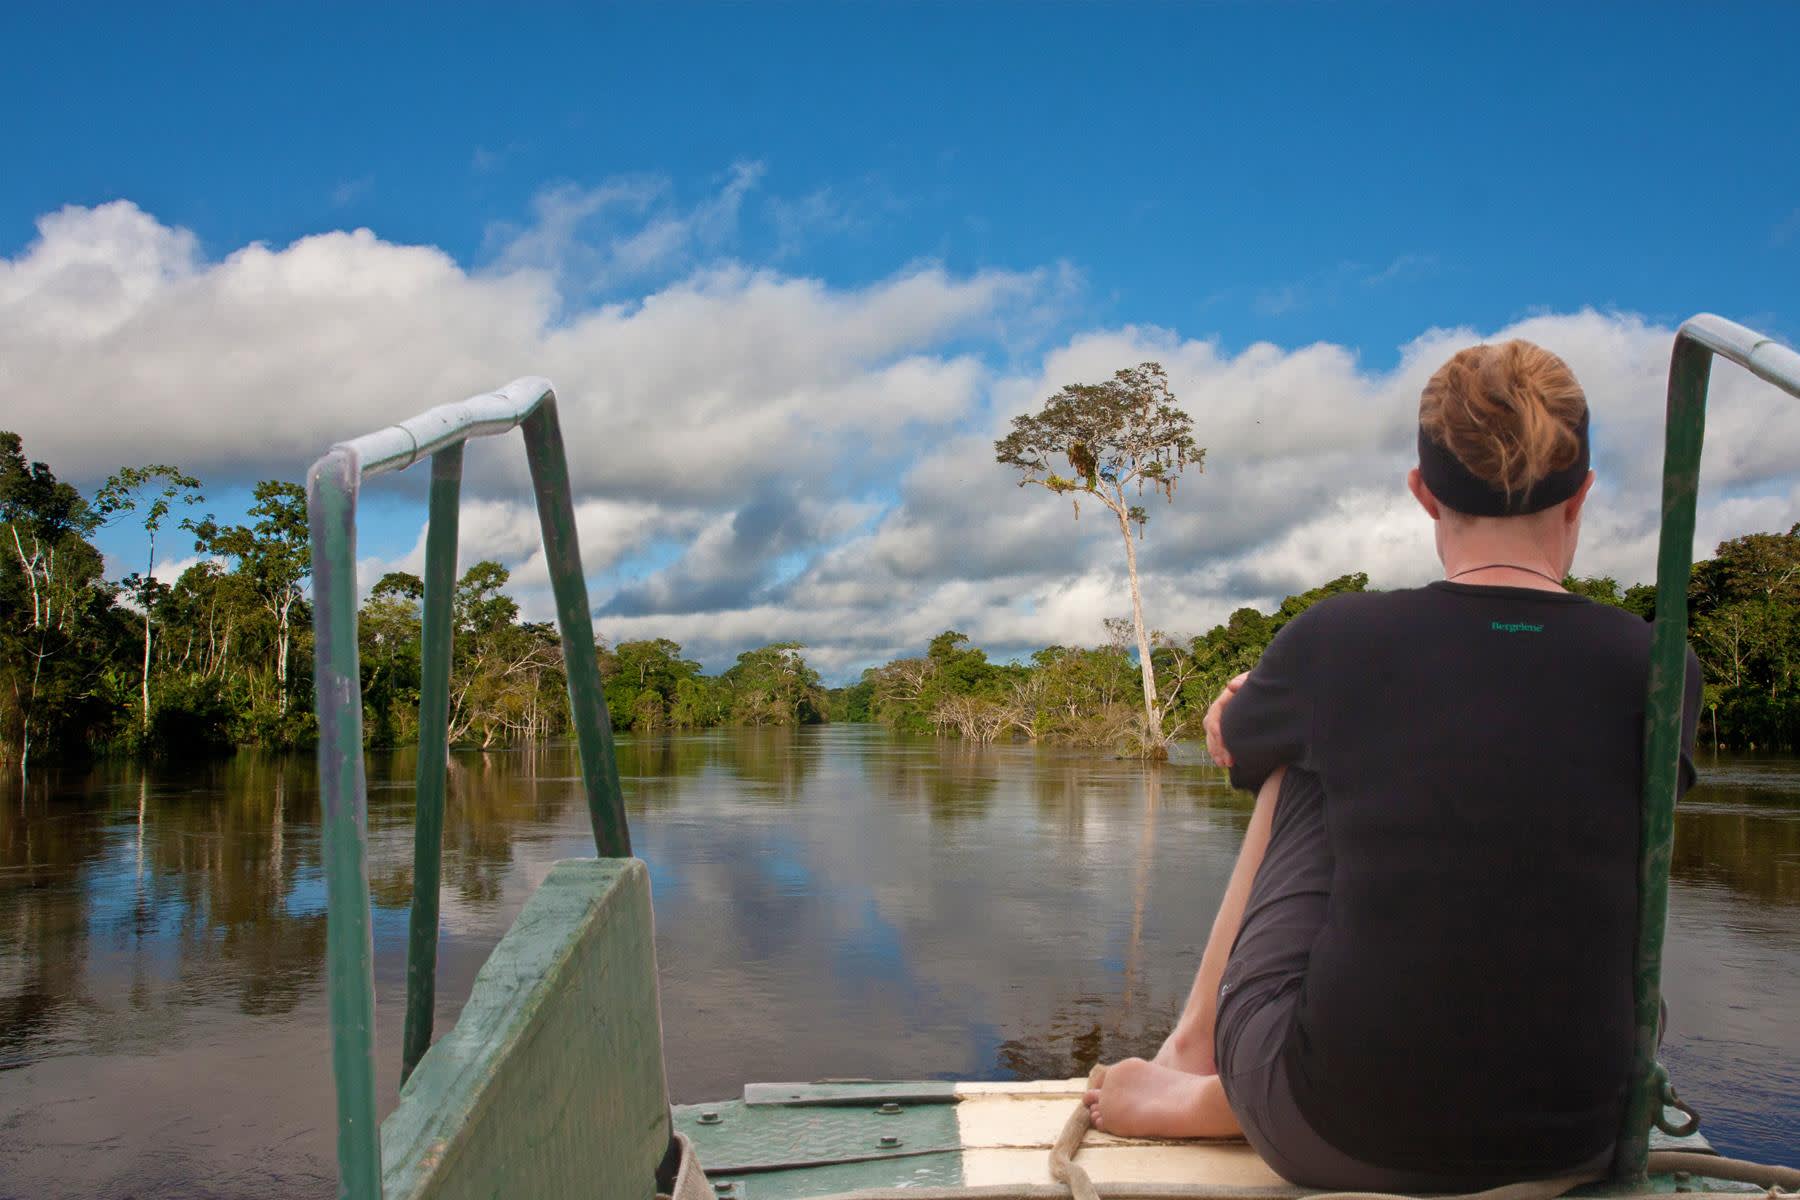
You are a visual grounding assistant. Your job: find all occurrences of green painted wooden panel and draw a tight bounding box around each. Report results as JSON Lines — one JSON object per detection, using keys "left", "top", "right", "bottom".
{"left": 382, "top": 859, "right": 671, "bottom": 1200}
{"left": 674, "top": 1099, "right": 959, "bottom": 1173}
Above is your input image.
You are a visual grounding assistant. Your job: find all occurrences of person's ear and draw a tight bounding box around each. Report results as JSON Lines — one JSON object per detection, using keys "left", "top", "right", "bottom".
{"left": 1408, "top": 468, "right": 1442, "bottom": 520}
{"left": 1563, "top": 471, "right": 1597, "bottom": 525}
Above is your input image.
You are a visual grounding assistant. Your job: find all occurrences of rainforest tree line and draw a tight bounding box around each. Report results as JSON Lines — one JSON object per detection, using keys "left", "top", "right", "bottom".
{"left": 0, "top": 433, "right": 828, "bottom": 771}
{"left": 842, "top": 527, "right": 1800, "bottom": 753}
{"left": 3, "top": 429, "right": 1796, "bottom": 770}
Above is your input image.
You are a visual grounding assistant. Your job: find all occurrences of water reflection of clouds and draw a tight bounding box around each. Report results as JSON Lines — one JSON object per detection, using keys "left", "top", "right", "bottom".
{"left": 700, "top": 740, "right": 1209, "bottom": 1078}
{"left": 284, "top": 869, "right": 327, "bottom": 917}
{"left": 3, "top": 735, "right": 1795, "bottom": 1194}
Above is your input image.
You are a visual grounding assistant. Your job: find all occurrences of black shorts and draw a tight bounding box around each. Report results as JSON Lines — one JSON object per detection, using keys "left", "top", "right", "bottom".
{"left": 1211, "top": 768, "right": 1614, "bottom": 1190}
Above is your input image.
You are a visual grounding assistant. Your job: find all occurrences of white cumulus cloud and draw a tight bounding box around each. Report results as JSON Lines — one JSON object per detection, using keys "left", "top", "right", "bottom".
{"left": 4, "top": 198, "right": 1795, "bottom": 678}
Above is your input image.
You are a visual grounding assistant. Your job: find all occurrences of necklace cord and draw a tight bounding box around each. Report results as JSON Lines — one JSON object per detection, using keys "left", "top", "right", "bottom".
{"left": 1446, "top": 563, "right": 1565, "bottom": 587}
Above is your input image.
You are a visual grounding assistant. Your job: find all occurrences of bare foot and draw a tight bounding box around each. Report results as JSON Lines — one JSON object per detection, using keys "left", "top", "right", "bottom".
{"left": 1083, "top": 1058, "right": 1241, "bottom": 1140}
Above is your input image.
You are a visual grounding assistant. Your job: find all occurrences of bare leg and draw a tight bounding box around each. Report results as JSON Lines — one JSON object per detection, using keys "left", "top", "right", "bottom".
{"left": 1152, "top": 766, "right": 1288, "bottom": 1075}
{"left": 1086, "top": 766, "right": 1289, "bottom": 1139}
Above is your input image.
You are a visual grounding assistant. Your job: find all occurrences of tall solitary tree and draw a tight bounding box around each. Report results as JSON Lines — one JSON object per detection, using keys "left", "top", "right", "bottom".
{"left": 996, "top": 362, "right": 1202, "bottom": 751}
{"left": 95, "top": 465, "right": 205, "bottom": 735}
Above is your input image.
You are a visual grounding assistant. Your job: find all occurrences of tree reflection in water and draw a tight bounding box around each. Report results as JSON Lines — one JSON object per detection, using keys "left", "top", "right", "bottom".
{"left": 1673, "top": 761, "right": 1800, "bottom": 906}
{"left": 0, "top": 736, "right": 1793, "bottom": 1197}
{"left": 998, "top": 768, "right": 1180, "bottom": 1081}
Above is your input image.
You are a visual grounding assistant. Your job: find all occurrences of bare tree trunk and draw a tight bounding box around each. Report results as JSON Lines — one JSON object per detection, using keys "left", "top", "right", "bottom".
{"left": 141, "top": 532, "right": 154, "bottom": 735}
{"left": 12, "top": 527, "right": 43, "bottom": 627}
{"left": 276, "top": 599, "right": 291, "bottom": 715}
{"left": 216, "top": 618, "right": 233, "bottom": 680}
{"left": 141, "top": 609, "right": 152, "bottom": 735}
{"left": 1116, "top": 509, "right": 1162, "bottom": 746}
{"left": 21, "top": 638, "right": 45, "bottom": 777}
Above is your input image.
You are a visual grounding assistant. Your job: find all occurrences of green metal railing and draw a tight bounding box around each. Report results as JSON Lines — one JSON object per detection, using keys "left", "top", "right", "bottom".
{"left": 307, "top": 378, "right": 631, "bottom": 1199}
{"left": 1612, "top": 315, "right": 1800, "bottom": 1183}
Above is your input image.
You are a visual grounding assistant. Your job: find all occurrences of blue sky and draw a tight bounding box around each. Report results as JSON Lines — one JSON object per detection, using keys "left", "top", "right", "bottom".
{"left": 5, "top": 3, "right": 1798, "bottom": 676}
{"left": 10, "top": 3, "right": 1797, "bottom": 349}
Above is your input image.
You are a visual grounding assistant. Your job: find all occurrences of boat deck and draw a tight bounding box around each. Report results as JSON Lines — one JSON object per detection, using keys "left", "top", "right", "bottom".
{"left": 673, "top": 1079, "right": 1729, "bottom": 1200}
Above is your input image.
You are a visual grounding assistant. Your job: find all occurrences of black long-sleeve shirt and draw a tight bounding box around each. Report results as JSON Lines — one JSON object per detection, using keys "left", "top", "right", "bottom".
{"left": 1221, "top": 581, "right": 1701, "bottom": 1175}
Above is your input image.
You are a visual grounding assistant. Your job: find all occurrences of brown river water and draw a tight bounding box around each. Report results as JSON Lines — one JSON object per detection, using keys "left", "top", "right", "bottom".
{"left": 1, "top": 727, "right": 1795, "bottom": 1198}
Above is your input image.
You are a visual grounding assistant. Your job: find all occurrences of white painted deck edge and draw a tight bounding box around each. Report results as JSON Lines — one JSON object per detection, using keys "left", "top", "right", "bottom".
{"left": 952, "top": 1082, "right": 1288, "bottom": 1190}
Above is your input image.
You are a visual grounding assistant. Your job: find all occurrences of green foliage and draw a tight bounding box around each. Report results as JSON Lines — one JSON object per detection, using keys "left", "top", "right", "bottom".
{"left": 1564, "top": 575, "right": 1622, "bottom": 605}
{"left": 1684, "top": 525, "right": 1800, "bottom": 749}
{"left": 1565, "top": 527, "right": 1799, "bottom": 747}
{"left": 863, "top": 630, "right": 1022, "bottom": 735}
{"left": 93, "top": 464, "right": 206, "bottom": 733}
{"left": 3, "top": 428, "right": 1796, "bottom": 762}
{"left": 1024, "top": 644, "right": 1142, "bottom": 747}
{"left": 444, "top": 562, "right": 564, "bottom": 748}
{"left": 994, "top": 362, "right": 1202, "bottom": 528}
{"left": 1274, "top": 573, "right": 1371, "bottom": 624}
{"left": 360, "top": 571, "right": 424, "bottom": 747}
{"left": 0, "top": 432, "right": 122, "bottom": 768}
{"left": 722, "top": 641, "right": 826, "bottom": 726}
{"left": 190, "top": 481, "right": 312, "bottom": 731}
{"left": 859, "top": 573, "right": 1676, "bottom": 755}
{"left": 0, "top": 439, "right": 843, "bottom": 760}
{"left": 670, "top": 674, "right": 732, "bottom": 728}
{"left": 141, "top": 672, "right": 238, "bottom": 755}
{"left": 600, "top": 638, "right": 703, "bottom": 731}
{"left": 828, "top": 674, "right": 875, "bottom": 723}
{"left": 1622, "top": 584, "right": 1657, "bottom": 620}
{"left": 94, "top": 464, "right": 205, "bottom": 617}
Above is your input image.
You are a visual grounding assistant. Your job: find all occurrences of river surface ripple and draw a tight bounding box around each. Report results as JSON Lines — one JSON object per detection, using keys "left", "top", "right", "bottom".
{"left": 1, "top": 728, "right": 1795, "bottom": 1198}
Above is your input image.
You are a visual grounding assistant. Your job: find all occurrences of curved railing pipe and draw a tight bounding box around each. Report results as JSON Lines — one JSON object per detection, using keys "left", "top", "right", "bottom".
{"left": 1614, "top": 315, "right": 1799, "bottom": 1181}
{"left": 308, "top": 378, "right": 631, "bottom": 1198}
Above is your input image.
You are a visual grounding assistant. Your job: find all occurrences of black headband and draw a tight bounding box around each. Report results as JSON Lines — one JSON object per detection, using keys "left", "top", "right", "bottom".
{"left": 1417, "top": 408, "right": 1590, "bottom": 517}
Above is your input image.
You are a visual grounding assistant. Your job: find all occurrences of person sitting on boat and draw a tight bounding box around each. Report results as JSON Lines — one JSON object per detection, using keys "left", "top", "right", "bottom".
{"left": 1085, "top": 340, "right": 1702, "bottom": 1189}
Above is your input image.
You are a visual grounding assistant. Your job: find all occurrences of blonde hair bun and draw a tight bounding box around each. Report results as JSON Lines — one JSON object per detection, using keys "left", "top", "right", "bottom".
{"left": 1420, "top": 340, "right": 1588, "bottom": 504}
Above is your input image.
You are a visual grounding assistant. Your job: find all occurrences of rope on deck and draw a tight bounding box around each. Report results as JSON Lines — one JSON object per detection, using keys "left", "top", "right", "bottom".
{"left": 669, "top": 1067, "right": 1799, "bottom": 1200}
{"left": 1049, "top": 1066, "right": 1797, "bottom": 1200}
{"left": 1049, "top": 1066, "right": 1107, "bottom": 1200}
{"left": 1043, "top": 1067, "right": 1609, "bottom": 1200}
